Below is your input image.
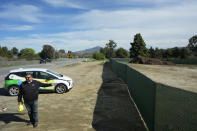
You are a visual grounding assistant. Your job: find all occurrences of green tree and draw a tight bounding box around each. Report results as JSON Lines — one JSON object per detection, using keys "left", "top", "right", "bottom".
{"left": 188, "top": 35, "right": 197, "bottom": 56}
{"left": 115, "top": 48, "right": 129, "bottom": 58}
{"left": 100, "top": 47, "right": 107, "bottom": 57}
{"left": 163, "top": 48, "right": 173, "bottom": 58}
{"left": 149, "top": 47, "right": 156, "bottom": 58}
{"left": 0, "top": 46, "right": 2, "bottom": 56}
{"left": 58, "top": 49, "right": 66, "bottom": 58}
{"left": 154, "top": 48, "right": 162, "bottom": 58}
{"left": 180, "top": 47, "right": 190, "bottom": 59}
{"left": 55, "top": 51, "right": 59, "bottom": 59}
{"left": 130, "top": 33, "right": 149, "bottom": 58}
{"left": 59, "top": 49, "right": 65, "bottom": 54}
{"left": 1, "top": 46, "right": 8, "bottom": 57}
{"left": 93, "top": 52, "right": 105, "bottom": 60}
{"left": 0, "top": 46, "right": 13, "bottom": 58}
{"left": 0, "top": 46, "right": 1, "bottom": 56}
{"left": 11, "top": 47, "right": 19, "bottom": 55}
{"left": 20, "top": 48, "right": 35, "bottom": 60}
{"left": 7, "top": 51, "right": 13, "bottom": 58}
{"left": 40, "top": 45, "right": 55, "bottom": 59}
{"left": 101, "top": 40, "right": 117, "bottom": 58}
{"left": 172, "top": 47, "right": 181, "bottom": 58}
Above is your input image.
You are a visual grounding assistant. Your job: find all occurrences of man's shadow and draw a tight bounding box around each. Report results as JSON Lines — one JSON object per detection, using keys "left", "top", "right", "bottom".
{"left": 0, "top": 113, "right": 28, "bottom": 124}
{"left": 0, "top": 88, "right": 8, "bottom": 96}
{"left": 92, "top": 62, "right": 129, "bottom": 131}
{"left": 0, "top": 87, "right": 56, "bottom": 96}
{"left": 92, "top": 62, "right": 147, "bottom": 131}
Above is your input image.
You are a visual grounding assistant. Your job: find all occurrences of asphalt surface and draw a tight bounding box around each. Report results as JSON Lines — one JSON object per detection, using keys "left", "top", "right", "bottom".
{"left": 0, "top": 58, "right": 87, "bottom": 83}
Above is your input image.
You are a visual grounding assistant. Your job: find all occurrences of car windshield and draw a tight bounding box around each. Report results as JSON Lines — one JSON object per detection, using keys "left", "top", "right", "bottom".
{"left": 47, "top": 70, "right": 63, "bottom": 77}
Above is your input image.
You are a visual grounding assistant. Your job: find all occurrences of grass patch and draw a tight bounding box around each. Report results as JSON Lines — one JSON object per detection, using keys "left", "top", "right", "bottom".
{"left": 99, "top": 61, "right": 105, "bottom": 65}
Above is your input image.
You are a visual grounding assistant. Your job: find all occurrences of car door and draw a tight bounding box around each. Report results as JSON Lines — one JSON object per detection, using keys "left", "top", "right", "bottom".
{"left": 33, "top": 71, "right": 56, "bottom": 90}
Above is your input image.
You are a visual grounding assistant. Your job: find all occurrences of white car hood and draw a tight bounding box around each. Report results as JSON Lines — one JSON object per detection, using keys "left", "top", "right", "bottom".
{"left": 59, "top": 75, "right": 72, "bottom": 81}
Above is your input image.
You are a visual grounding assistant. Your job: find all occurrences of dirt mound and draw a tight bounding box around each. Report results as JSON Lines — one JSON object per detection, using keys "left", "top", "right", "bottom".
{"left": 130, "top": 56, "right": 174, "bottom": 65}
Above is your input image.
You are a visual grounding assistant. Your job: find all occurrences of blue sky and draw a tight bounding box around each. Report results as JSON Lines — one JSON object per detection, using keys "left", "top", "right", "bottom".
{"left": 0, "top": 0, "right": 197, "bottom": 52}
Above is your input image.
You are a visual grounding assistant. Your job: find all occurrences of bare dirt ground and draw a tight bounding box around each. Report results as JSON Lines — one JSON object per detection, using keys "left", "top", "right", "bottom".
{"left": 0, "top": 61, "right": 146, "bottom": 131}
{"left": 129, "top": 64, "right": 197, "bottom": 93}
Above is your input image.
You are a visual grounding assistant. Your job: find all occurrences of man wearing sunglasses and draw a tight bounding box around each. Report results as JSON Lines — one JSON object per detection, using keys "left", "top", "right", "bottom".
{"left": 18, "top": 74, "right": 53, "bottom": 128}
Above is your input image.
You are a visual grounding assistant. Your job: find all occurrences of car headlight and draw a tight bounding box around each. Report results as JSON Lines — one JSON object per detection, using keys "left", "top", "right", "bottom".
{"left": 65, "top": 80, "right": 71, "bottom": 86}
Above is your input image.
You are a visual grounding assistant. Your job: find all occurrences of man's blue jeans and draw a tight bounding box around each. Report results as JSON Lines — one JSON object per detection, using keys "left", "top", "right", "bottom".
{"left": 24, "top": 99, "right": 38, "bottom": 124}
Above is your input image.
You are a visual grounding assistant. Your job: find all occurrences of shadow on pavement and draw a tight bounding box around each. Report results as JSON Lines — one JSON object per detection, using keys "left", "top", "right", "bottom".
{"left": 0, "top": 87, "right": 63, "bottom": 96}
{"left": 0, "top": 113, "right": 28, "bottom": 124}
{"left": 0, "top": 87, "right": 8, "bottom": 96}
{"left": 39, "top": 90, "right": 55, "bottom": 94}
{"left": 92, "top": 62, "right": 147, "bottom": 131}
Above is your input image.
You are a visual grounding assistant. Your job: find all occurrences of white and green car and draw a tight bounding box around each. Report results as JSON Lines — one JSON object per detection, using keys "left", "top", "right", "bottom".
{"left": 4, "top": 68, "right": 74, "bottom": 96}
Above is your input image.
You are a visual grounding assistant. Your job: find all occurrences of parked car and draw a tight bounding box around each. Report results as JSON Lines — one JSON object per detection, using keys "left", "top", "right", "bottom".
{"left": 40, "top": 59, "right": 46, "bottom": 64}
{"left": 40, "top": 58, "right": 52, "bottom": 64}
{"left": 4, "top": 68, "right": 74, "bottom": 96}
{"left": 45, "top": 58, "right": 52, "bottom": 62}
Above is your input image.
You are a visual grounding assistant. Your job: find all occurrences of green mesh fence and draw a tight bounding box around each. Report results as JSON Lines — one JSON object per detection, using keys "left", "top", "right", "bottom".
{"left": 169, "top": 58, "right": 197, "bottom": 65}
{"left": 110, "top": 59, "right": 156, "bottom": 131}
{"left": 126, "top": 66, "right": 156, "bottom": 131}
{"left": 110, "top": 58, "right": 197, "bottom": 131}
{"left": 155, "top": 84, "right": 197, "bottom": 131}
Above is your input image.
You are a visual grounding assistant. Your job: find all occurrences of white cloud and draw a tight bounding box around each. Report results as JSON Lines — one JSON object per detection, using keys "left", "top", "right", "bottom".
{"left": 111, "top": 0, "right": 193, "bottom": 7}
{"left": 0, "top": 4, "right": 42, "bottom": 23}
{"left": 0, "top": 25, "right": 34, "bottom": 31}
{"left": 42, "top": 0, "right": 85, "bottom": 9}
{"left": 73, "top": 3, "right": 197, "bottom": 30}
{"left": 68, "top": 1, "right": 197, "bottom": 48}
{"left": 0, "top": 37, "right": 52, "bottom": 52}
{"left": 0, "top": 36, "right": 106, "bottom": 52}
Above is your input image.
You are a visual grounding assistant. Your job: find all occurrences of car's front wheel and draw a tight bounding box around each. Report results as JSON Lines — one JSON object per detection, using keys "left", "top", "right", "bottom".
{"left": 55, "top": 84, "right": 67, "bottom": 94}
{"left": 8, "top": 85, "right": 19, "bottom": 96}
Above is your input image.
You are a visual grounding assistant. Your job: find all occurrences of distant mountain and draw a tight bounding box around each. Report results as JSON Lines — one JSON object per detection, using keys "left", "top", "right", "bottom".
{"left": 75, "top": 46, "right": 102, "bottom": 54}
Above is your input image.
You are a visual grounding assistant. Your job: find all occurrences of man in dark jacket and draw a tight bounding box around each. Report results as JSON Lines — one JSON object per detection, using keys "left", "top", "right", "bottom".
{"left": 18, "top": 74, "right": 53, "bottom": 128}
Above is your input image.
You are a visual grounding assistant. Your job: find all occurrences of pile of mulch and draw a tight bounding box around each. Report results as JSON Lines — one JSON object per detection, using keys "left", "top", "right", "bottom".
{"left": 130, "top": 56, "right": 175, "bottom": 65}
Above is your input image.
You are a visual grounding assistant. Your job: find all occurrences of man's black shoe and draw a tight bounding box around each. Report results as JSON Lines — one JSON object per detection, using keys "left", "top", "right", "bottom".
{"left": 26, "top": 121, "right": 32, "bottom": 126}
{"left": 33, "top": 123, "right": 38, "bottom": 128}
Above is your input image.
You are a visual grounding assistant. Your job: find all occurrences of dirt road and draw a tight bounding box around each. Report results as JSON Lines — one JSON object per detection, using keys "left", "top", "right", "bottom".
{"left": 0, "top": 61, "right": 146, "bottom": 131}
{"left": 0, "top": 61, "right": 102, "bottom": 131}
